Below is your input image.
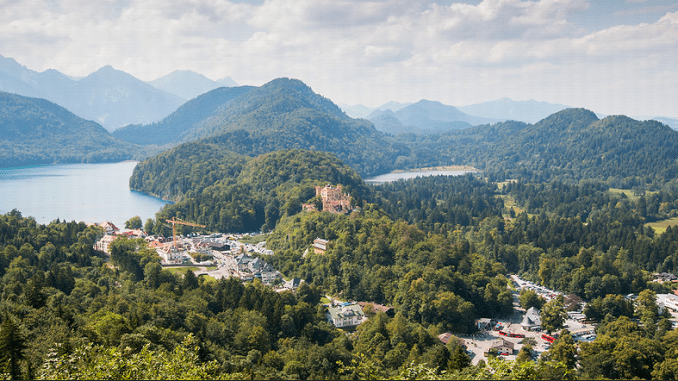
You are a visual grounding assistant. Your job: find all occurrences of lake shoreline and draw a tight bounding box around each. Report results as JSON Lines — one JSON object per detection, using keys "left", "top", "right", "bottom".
{"left": 365, "top": 168, "right": 480, "bottom": 183}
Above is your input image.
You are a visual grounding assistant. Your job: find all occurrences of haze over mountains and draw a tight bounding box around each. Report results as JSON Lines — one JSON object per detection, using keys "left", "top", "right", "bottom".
{"left": 367, "top": 100, "right": 499, "bottom": 135}
{"left": 342, "top": 98, "right": 570, "bottom": 128}
{"left": 0, "top": 54, "right": 237, "bottom": 131}
{"left": 147, "top": 70, "right": 238, "bottom": 101}
{"left": 2, "top": 53, "right": 676, "bottom": 136}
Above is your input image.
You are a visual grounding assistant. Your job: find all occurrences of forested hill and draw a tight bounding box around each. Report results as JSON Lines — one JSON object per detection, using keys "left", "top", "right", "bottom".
{"left": 112, "top": 85, "right": 254, "bottom": 146}
{"left": 183, "top": 78, "right": 408, "bottom": 177}
{"left": 133, "top": 148, "right": 369, "bottom": 232}
{"left": 399, "top": 108, "right": 678, "bottom": 187}
{"left": 0, "top": 92, "right": 142, "bottom": 167}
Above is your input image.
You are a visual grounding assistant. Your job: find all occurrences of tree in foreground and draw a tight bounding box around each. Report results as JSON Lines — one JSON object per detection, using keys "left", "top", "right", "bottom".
{"left": 540, "top": 297, "right": 566, "bottom": 334}
{"left": 39, "top": 335, "right": 236, "bottom": 380}
{"left": 0, "top": 317, "right": 27, "bottom": 379}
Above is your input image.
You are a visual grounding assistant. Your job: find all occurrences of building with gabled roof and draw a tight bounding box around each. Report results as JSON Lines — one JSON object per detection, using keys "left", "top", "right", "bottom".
{"left": 98, "top": 221, "right": 119, "bottom": 234}
{"left": 521, "top": 307, "right": 542, "bottom": 331}
{"left": 313, "top": 238, "right": 328, "bottom": 254}
{"left": 327, "top": 304, "right": 367, "bottom": 328}
{"left": 489, "top": 338, "right": 514, "bottom": 355}
{"left": 93, "top": 234, "right": 118, "bottom": 254}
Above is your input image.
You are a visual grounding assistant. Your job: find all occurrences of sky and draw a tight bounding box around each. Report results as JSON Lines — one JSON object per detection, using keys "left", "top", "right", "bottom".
{"left": 1, "top": 0, "right": 677, "bottom": 118}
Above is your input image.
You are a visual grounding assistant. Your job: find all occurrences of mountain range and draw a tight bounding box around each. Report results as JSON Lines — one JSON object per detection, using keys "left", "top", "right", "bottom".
{"left": 0, "top": 54, "right": 237, "bottom": 131}
{"left": 344, "top": 98, "right": 678, "bottom": 130}
{"left": 366, "top": 100, "right": 499, "bottom": 135}
{"left": 4, "top": 62, "right": 678, "bottom": 186}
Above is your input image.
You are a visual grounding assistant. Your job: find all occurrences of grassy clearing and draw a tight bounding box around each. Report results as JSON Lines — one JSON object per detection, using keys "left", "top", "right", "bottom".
{"left": 164, "top": 266, "right": 217, "bottom": 275}
{"left": 320, "top": 296, "right": 331, "bottom": 304}
{"left": 239, "top": 234, "right": 270, "bottom": 244}
{"left": 495, "top": 179, "right": 518, "bottom": 190}
{"left": 608, "top": 188, "right": 639, "bottom": 201}
{"left": 499, "top": 194, "right": 526, "bottom": 215}
{"left": 646, "top": 217, "right": 678, "bottom": 234}
{"left": 608, "top": 188, "right": 658, "bottom": 202}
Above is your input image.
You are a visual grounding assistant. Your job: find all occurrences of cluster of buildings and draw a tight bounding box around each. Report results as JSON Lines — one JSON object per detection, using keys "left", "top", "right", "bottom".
{"left": 234, "top": 253, "right": 280, "bottom": 285}
{"left": 652, "top": 272, "right": 678, "bottom": 283}
{"left": 91, "top": 221, "right": 149, "bottom": 254}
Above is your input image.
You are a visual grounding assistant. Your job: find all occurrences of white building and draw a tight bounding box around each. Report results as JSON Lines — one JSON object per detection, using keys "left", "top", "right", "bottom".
{"left": 327, "top": 304, "right": 367, "bottom": 328}
{"left": 93, "top": 235, "right": 118, "bottom": 254}
{"left": 657, "top": 293, "right": 678, "bottom": 313}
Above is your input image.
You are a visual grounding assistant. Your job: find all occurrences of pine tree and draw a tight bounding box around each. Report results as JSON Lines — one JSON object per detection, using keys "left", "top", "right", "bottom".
{"left": 0, "top": 317, "right": 27, "bottom": 379}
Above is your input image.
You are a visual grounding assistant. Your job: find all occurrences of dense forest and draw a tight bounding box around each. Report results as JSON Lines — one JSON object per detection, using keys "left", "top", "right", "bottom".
{"left": 0, "top": 92, "right": 144, "bottom": 168}
{"left": 399, "top": 109, "right": 678, "bottom": 187}
{"left": 6, "top": 167, "right": 678, "bottom": 378}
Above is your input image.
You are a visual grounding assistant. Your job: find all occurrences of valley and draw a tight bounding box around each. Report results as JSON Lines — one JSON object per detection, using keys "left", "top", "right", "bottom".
{"left": 2, "top": 68, "right": 678, "bottom": 380}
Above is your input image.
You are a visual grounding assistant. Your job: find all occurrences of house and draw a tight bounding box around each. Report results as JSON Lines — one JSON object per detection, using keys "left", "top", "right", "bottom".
{"left": 438, "top": 332, "right": 465, "bottom": 348}
{"left": 313, "top": 238, "right": 329, "bottom": 254}
{"left": 521, "top": 307, "right": 542, "bottom": 331}
{"left": 477, "top": 318, "right": 493, "bottom": 331}
{"left": 327, "top": 304, "right": 367, "bottom": 328}
{"left": 284, "top": 277, "right": 305, "bottom": 290}
{"left": 653, "top": 272, "right": 678, "bottom": 283}
{"left": 235, "top": 253, "right": 254, "bottom": 272}
{"left": 258, "top": 262, "right": 279, "bottom": 285}
{"left": 488, "top": 338, "right": 514, "bottom": 355}
{"left": 98, "top": 221, "right": 119, "bottom": 234}
{"left": 657, "top": 293, "right": 678, "bottom": 313}
{"left": 93, "top": 234, "right": 118, "bottom": 254}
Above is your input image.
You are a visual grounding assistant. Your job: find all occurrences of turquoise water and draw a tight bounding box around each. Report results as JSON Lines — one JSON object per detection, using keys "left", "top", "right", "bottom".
{"left": 0, "top": 162, "right": 170, "bottom": 227}
{"left": 365, "top": 170, "right": 476, "bottom": 183}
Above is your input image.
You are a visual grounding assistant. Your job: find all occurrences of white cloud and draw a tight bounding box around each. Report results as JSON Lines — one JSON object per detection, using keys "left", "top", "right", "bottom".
{"left": 0, "top": 0, "right": 676, "bottom": 117}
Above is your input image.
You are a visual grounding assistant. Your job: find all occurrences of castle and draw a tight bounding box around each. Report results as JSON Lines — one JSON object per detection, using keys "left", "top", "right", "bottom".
{"left": 303, "top": 184, "right": 352, "bottom": 214}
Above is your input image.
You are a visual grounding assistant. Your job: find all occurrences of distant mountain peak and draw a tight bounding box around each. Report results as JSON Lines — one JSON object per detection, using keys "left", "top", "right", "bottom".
{"left": 148, "top": 70, "right": 237, "bottom": 101}
{"left": 416, "top": 99, "right": 444, "bottom": 106}
{"left": 95, "top": 65, "right": 116, "bottom": 72}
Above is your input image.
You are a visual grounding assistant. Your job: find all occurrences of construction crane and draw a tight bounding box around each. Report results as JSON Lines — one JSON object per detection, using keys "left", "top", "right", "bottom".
{"left": 166, "top": 217, "right": 206, "bottom": 249}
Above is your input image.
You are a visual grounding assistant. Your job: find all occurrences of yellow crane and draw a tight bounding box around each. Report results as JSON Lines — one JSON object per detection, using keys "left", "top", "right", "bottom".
{"left": 166, "top": 217, "right": 206, "bottom": 249}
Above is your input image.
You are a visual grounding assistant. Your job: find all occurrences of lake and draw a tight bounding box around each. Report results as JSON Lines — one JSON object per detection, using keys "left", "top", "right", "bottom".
{"left": 365, "top": 170, "right": 477, "bottom": 183}
{"left": 0, "top": 162, "right": 171, "bottom": 228}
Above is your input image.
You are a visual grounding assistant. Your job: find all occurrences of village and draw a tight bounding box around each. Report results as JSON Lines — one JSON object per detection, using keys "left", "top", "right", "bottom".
{"left": 90, "top": 183, "right": 372, "bottom": 330}
{"left": 89, "top": 184, "right": 678, "bottom": 357}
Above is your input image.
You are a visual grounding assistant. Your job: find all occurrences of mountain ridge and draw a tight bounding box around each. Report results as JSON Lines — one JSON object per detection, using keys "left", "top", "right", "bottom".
{"left": 0, "top": 91, "right": 142, "bottom": 167}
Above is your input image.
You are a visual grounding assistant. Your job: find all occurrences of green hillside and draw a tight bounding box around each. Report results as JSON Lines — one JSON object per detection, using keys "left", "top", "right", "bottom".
{"left": 0, "top": 91, "right": 141, "bottom": 167}
{"left": 399, "top": 108, "right": 678, "bottom": 187}
{"left": 137, "top": 149, "right": 369, "bottom": 233}
{"left": 119, "top": 78, "right": 409, "bottom": 177}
